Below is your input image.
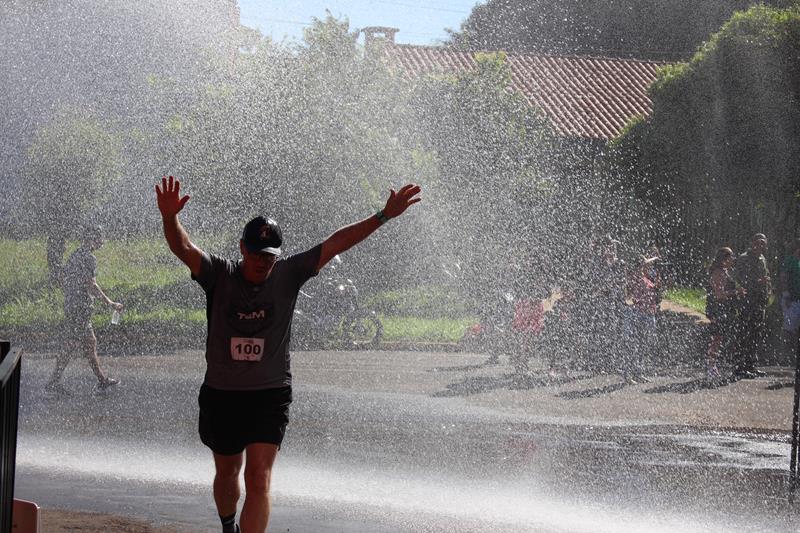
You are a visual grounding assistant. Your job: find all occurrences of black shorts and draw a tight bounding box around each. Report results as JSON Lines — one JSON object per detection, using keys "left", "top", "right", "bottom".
{"left": 198, "top": 384, "right": 292, "bottom": 456}
{"left": 62, "top": 310, "right": 93, "bottom": 342}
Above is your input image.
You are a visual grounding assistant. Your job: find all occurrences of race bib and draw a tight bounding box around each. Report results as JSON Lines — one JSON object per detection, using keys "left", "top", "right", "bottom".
{"left": 230, "top": 337, "right": 265, "bottom": 361}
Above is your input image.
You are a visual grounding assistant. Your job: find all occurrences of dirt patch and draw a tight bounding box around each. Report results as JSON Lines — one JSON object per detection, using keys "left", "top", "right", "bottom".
{"left": 40, "top": 509, "right": 189, "bottom": 533}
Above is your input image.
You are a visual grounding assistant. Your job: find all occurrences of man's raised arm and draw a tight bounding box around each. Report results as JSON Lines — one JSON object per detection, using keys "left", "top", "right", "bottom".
{"left": 156, "top": 176, "right": 204, "bottom": 276}
{"left": 317, "top": 184, "right": 422, "bottom": 272}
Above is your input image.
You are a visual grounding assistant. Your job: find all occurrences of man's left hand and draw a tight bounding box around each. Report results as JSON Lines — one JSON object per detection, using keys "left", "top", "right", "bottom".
{"left": 383, "top": 184, "right": 422, "bottom": 219}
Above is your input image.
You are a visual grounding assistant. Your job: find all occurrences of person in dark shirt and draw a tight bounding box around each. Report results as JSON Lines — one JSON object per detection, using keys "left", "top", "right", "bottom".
{"left": 45, "top": 225, "right": 123, "bottom": 394}
{"left": 156, "top": 176, "right": 421, "bottom": 533}
{"left": 706, "top": 247, "right": 745, "bottom": 380}
{"left": 589, "top": 235, "right": 627, "bottom": 375}
{"left": 780, "top": 239, "right": 800, "bottom": 334}
{"left": 733, "top": 233, "right": 771, "bottom": 379}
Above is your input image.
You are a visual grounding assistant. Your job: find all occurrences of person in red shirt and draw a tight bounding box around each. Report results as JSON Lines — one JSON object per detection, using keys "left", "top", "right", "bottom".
{"left": 510, "top": 288, "right": 547, "bottom": 381}
{"left": 623, "top": 256, "right": 662, "bottom": 384}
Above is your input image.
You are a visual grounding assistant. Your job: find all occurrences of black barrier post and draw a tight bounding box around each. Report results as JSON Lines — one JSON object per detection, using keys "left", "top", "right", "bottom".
{"left": 790, "top": 336, "right": 800, "bottom": 502}
{"left": 0, "top": 340, "right": 23, "bottom": 533}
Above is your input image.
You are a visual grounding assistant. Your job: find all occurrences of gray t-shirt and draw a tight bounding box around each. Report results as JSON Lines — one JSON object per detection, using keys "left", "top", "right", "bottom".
{"left": 193, "top": 245, "right": 321, "bottom": 391}
{"left": 63, "top": 246, "right": 96, "bottom": 319}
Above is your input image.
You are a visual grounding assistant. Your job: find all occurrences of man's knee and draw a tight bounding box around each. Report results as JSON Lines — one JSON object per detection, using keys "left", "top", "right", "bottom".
{"left": 214, "top": 455, "right": 243, "bottom": 481}
{"left": 80, "top": 332, "right": 97, "bottom": 354}
{"left": 243, "top": 465, "right": 272, "bottom": 494}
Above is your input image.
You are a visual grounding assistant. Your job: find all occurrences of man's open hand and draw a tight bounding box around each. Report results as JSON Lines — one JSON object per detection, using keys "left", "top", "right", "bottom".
{"left": 156, "top": 176, "right": 190, "bottom": 218}
{"left": 383, "top": 184, "right": 422, "bottom": 219}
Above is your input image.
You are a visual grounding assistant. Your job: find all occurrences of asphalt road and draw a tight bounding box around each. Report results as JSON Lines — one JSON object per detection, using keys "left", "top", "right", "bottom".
{"left": 12, "top": 349, "right": 800, "bottom": 532}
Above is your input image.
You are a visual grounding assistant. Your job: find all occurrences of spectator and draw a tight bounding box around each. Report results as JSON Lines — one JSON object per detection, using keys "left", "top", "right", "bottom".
{"left": 589, "top": 235, "right": 628, "bottom": 375}
{"left": 733, "top": 234, "right": 771, "bottom": 379}
{"left": 705, "top": 247, "right": 745, "bottom": 380}
{"left": 510, "top": 287, "right": 547, "bottom": 379}
{"left": 645, "top": 245, "right": 666, "bottom": 306}
{"left": 780, "top": 238, "right": 800, "bottom": 336}
{"left": 623, "top": 256, "right": 661, "bottom": 384}
{"left": 544, "top": 285, "right": 579, "bottom": 379}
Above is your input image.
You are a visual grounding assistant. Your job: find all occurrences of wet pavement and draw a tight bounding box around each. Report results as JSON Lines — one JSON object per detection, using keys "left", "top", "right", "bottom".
{"left": 12, "top": 349, "right": 800, "bottom": 532}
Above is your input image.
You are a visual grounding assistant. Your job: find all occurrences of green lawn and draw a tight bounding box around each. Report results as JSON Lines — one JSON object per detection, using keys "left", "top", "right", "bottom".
{"left": 380, "top": 315, "right": 474, "bottom": 343}
{"left": 0, "top": 238, "right": 471, "bottom": 344}
{"left": 664, "top": 287, "right": 706, "bottom": 314}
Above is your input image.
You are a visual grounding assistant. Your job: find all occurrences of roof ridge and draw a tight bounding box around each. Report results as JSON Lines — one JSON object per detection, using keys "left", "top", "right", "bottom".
{"left": 387, "top": 43, "right": 669, "bottom": 66}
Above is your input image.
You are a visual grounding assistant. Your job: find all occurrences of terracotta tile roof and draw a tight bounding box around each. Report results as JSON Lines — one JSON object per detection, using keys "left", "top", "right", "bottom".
{"left": 382, "top": 44, "right": 665, "bottom": 140}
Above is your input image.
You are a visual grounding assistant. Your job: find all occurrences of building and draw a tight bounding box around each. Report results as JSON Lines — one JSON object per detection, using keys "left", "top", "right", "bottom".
{"left": 361, "top": 27, "right": 665, "bottom": 149}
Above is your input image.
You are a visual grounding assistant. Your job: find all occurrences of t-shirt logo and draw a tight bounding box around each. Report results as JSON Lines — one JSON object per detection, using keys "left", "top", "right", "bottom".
{"left": 238, "top": 309, "right": 266, "bottom": 320}
{"left": 228, "top": 301, "right": 271, "bottom": 335}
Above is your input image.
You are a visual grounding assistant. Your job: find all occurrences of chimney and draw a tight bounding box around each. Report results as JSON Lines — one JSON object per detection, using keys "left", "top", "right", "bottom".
{"left": 361, "top": 26, "right": 399, "bottom": 55}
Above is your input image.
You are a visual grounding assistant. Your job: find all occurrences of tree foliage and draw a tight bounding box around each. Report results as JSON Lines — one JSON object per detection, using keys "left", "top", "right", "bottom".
{"left": 448, "top": 0, "right": 794, "bottom": 60}
{"left": 171, "top": 16, "right": 418, "bottom": 244}
{"left": 19, "top": 110, "right": 122, "bottom": 284}
{"left": 409, "top": 52, "right": 555, "bottom": 289}
{"left": 21, "top": 110, "right": 123, "bottom": 235}
{"left": 610, "top": 5, "right": 800, "bottom": 271}
{"left": 170, "top": 16, "right": 558, "bottom": 295}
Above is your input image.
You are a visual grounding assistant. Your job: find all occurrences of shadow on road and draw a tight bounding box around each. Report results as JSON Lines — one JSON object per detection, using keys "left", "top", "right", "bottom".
{"left": 432, "top": 374, "right": 512, "bottom": 397}
{"left": 765, "top": 380, "right": 795, "bottom": 391}
{"left": 431, "top": 360, "right": 499, "bottom": 373}
{"left": 556, "top": 382, "right": 628, "bottom": 399}
{"left": 433, "top": 370, "right": 587, "bottom": 397}
{"left": 643, "top": 377, "right": 731, "bottom": 394}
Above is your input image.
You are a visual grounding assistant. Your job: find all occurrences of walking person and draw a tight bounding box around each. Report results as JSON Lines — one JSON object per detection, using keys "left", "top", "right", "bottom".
{"left": 705, "top": 247, "right": 745, "bottom": 380}
{"left": 733, "top": 234, "right": 771, "bottom": 378}
{"left": 45, "top": 225, "right": 122, "bottom": 394}
{"left": 155, "top": 175, "right": 420, "bottom": 533}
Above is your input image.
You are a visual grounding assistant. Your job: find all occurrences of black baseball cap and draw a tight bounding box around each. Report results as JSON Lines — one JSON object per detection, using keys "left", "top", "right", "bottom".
{"left": 241, "top": 216, "right": 282, "bottom": 255}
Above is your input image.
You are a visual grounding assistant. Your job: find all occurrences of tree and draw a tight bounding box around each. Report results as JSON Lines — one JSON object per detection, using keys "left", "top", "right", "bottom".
{"left": 610, "top": 5, "right": 800, "bottom": 274}
{"left": 170, "top": 15, "right": 562, "bottom": 296}
{"left": 0, "top": 0, "right": 246, "bottom": 237}
{"left": 448, "top": 0, "right": 794, "bottom": 60}
{"left": 169, "top": 14, "right": 426, "bottom": 283}
{"left": 408, "top": 52, "right": 557, "bottom": 290}
{"left": 20, "top": 110, "right": 122, "bottom": 285}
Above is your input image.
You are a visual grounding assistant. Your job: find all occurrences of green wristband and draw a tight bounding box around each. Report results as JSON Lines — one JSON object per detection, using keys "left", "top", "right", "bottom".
{"left": 376, "top": 210, "right": 389, "bottom": 224}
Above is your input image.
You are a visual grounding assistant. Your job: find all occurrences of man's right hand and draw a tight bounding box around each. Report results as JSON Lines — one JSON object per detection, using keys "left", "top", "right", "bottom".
{"left": 155, "top": 175, "right": 203, "bottom": 276}
{"left": 156, "top": 175, "right": 190, "bottom": 218}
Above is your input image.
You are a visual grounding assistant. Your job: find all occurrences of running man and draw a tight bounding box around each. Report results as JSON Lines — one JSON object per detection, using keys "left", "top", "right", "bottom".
{"left": 155, "top": 176, "right": 421, "bottom": 533}
{"left": 45, "top": 225, "right": 122, "bottom": 394}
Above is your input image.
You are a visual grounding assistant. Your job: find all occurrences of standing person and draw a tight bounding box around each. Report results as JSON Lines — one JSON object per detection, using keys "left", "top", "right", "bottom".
{"left": 589, "top": 235, "right": 627, "bottom": 376}
{"left": 780, "top": 239, "right": 800, "bottom": 337}
{"left": 645, "top": 245, "right": 666, "bottom": 307}
{"left": 623, "top": 256, "right": 661, "bottom": 384}
{"left": 733, "top": 234, "right": 771, "bottom": 378}
{"left": 45, "top": 225, "right": 122, "bottom": 394}
{"left": 705, "top": 247, "right": 745, "bottom": 380}
{"left": 155, "top": 176, "right": 420, "bottom": 533}
{"left": 545, "top": 284, "right": 579, "bottom": 378}
{"left": 510, "top": 286, "right": 547, "bottom": 381}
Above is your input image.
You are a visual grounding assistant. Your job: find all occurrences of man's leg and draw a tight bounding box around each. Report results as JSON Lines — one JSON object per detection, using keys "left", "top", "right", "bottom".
{"left": 213, "top": 452, "right": 244, "bottom": 526}
{"left": 748, "top": 307, "right": 766, "bottom": 369}
{"left": 737, "top": 307, "right": 764, "bottom": 373}
{"left": 47, "top": 321, "right": 82, "bottom": 389}
{"left": 240, "top": 443, "right": 279, "bottom": 533}
{"left": 81, "top": 326, "right": 109, "bottom": 383}
{"left": 46, "top": 339, "right": 75, "bottom": 389}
